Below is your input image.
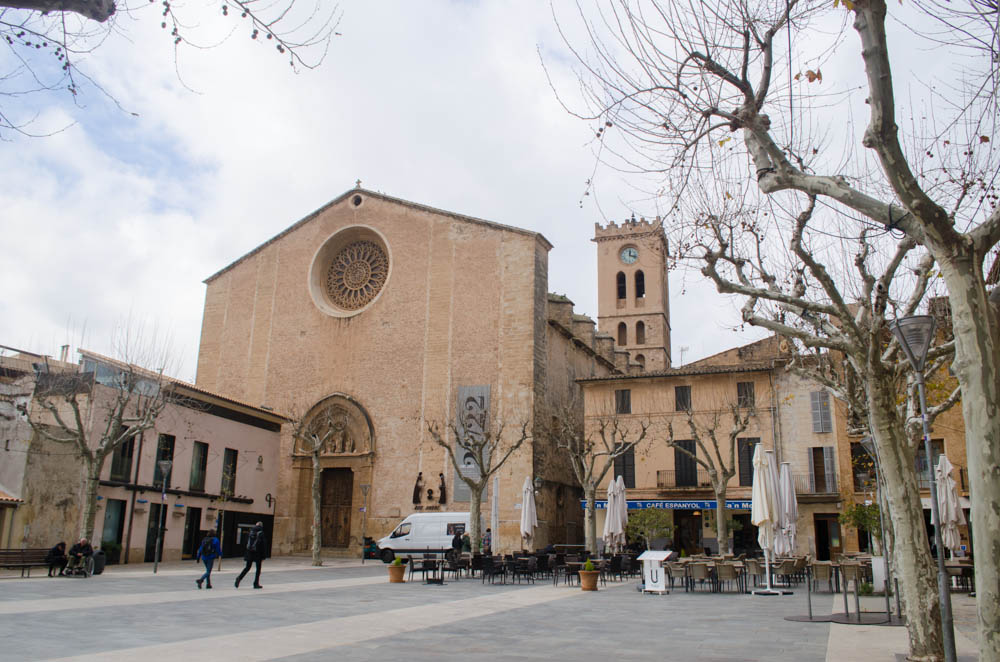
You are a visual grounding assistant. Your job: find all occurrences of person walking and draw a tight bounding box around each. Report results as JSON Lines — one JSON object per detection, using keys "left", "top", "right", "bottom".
{"left": 195, "top": 531, "right": 221, "bottom": 589}
{"left": 235, "top": 522, "right": 266, "bottom": 589}
{"left": 46, "top": 542, "right": 67, "bottom": 577}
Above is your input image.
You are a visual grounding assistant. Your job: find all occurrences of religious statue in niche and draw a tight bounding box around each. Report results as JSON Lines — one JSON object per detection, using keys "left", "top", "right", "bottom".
{"left": 412, "top": 472, "right": 424, "bottom": 505}
{"left": 438, "top": 473, "right": 447, "bottom": 504}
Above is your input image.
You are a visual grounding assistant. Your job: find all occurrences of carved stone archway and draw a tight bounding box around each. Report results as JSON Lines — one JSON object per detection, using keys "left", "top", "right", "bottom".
{"left": 293, "top": 393, "right": 375, "bottom": 459}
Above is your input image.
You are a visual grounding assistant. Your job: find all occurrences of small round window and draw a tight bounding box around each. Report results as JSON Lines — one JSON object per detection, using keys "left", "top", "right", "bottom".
{"left": 309, "top": 226, "right": 392, "bottom": 318}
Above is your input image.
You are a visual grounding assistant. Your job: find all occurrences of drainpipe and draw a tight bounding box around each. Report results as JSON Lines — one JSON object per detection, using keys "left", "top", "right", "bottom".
{"left": 768, "top": 364, "right": 783, "bottom": 464}
{"left": 123, "top": 430, "right": 145, "bottom": 564}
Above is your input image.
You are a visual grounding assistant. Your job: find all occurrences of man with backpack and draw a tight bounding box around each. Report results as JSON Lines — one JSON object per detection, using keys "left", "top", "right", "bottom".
{"left": 235, "top": 522, "right": 267, "bottom": 589}
{"left": 195, "top": 531, "right": 221, "bottom": 589}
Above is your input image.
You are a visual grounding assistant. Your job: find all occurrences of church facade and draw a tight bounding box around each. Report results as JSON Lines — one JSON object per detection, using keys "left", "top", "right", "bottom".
{"left": 194, "top": 188, "right": 621, "bottom": 554}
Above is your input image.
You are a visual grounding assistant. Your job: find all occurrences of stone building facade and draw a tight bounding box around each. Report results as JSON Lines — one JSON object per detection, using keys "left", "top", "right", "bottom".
{"left": 194, "top": 188, "right": 620, "bottom": 555}
{"left": 0, "top": 348, "right": 282, "bottom": 562}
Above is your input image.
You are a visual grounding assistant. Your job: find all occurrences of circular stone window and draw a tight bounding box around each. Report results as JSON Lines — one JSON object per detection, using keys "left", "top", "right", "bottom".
{"left": 309, "top": 226, "right": 392, "bottom": 318}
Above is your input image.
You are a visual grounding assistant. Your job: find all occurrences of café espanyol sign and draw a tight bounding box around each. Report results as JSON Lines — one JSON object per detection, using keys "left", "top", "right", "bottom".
{"left": 581, "top": 499, "right": 753, "bottom": 510}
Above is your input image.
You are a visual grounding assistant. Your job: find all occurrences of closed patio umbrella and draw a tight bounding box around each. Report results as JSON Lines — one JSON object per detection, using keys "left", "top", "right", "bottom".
{"left": 602, "top": 476, "right": 625, "bottom": 553}
{"left": 520, "top": 477, "right": 538, "bottom": 548}
{"left": 776, "top": 463, "right": 798, "bottom": 557}
{"left": 934, "top": 455, "right": 965, "bottom": 555}
{"left": 751, "top": 445, "right": 788, "bottom": 594}
{"left": 616, "top": 475, "right": 629, "bottom": 551}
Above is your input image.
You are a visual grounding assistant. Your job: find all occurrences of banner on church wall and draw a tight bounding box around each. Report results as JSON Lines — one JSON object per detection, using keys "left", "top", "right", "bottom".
{"left": 453, "top": 385, "right": 490, "bottom": 502}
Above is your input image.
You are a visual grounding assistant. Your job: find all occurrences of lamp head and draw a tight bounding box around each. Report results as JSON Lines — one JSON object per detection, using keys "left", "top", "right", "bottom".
{"left": 890, "top": 315, "right": 936, "bottom": 372}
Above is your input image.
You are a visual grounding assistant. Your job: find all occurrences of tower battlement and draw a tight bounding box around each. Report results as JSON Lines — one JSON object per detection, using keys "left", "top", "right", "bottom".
{"left": 593, "top": 216, "right": 663, "bottom": 240}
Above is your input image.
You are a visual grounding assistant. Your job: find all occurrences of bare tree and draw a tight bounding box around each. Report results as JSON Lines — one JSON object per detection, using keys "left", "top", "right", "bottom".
{"left": 426, "top": 414, "right": 530, "bottom": 554}
{"left": 17, "top": 336, "right": 170, "bottom": 541}
{"left": 0, "top": 1, "right": 341, "bottom": 134}
{"left": 289, "top": 402, "right": 348, "bottom": 567}
{"left": 698, "top": 197, "right": 959, "bottom": 660}
{"left": 555, "top": 2, "right": 1000, "bottom": 655}
{"left": 662, "top": 397, "right": 754, "bottom": 555}
{"left": 551, "top": 404, "right": 649, "bottom": 554}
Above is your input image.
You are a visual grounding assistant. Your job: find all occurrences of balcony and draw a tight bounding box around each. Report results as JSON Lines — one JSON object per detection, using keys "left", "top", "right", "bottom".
{"left": 656, "top": 469, "right": 713, "bottom": 490}
{"left": 793, "top": 472, "right": 839, "bottom": 502}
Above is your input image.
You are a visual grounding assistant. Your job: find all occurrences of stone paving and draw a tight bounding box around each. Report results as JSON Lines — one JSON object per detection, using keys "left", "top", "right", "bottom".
{"left": 0, "top": 556, "right": 980, "bottom": 661}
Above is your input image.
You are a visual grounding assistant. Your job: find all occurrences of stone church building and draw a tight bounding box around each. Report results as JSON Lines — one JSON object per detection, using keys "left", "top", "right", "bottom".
{"left": 194, "top": 187, "right": 625, "bottom": 554}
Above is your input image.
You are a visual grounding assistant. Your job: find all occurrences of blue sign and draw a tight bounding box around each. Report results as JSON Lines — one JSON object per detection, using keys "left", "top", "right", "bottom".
{"left": 582, "top": 499, "right": 752, "bottom": 511}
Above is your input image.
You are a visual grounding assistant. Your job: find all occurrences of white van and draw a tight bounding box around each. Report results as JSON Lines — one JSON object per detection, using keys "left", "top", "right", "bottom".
{"left": 376, "top": 512, "right": 470, "bottom": 563}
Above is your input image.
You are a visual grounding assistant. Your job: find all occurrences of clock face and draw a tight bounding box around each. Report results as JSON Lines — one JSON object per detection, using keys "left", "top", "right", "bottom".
{"left": 620, "top": 246, "right": 638, "bottom": 264}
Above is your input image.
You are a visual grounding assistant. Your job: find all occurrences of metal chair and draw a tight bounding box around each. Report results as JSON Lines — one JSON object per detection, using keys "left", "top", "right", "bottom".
{"left": 811, "top": 563, "right": 834, "bottom": 592}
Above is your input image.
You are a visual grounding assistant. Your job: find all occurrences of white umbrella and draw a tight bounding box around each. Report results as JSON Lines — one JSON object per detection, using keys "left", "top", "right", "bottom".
{"left": 520, "top": 477, "right": 538, "bottom": 548}
{"left": 934, "top": 455, "right": 965, "bottom": 555}
{"left": 602, "top": 476, "right": 625, "bottom": 552}
{"left": 751, "top": 445, "right": 784, "bottom": 594}
{"left": 616, "top": 475, "right": 629, "bottom": 551}
{"left": 776, "top": 462, "right": 798, "bottom": 557}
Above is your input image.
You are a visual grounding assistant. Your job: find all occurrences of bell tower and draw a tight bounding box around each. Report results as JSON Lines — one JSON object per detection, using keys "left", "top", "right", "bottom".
{"left": 593, "top": 217, "right": 671, "bottom": 372}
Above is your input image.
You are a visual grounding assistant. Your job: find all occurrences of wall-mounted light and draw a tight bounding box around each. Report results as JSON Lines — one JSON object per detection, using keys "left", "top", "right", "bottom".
{"left": 257, "top": 455, "right": 264, "bottom": 472}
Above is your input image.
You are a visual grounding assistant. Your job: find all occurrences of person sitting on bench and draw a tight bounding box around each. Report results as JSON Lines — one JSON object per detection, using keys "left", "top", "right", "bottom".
{"left": 46, "top": 541, "right": 68, "bottom": 577}
{"left": 66, "top": 538, "right": 93, "bottom": 574}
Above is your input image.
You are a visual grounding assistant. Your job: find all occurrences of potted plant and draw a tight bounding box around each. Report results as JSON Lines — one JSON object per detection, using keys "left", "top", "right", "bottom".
{"left": 579, "top": 559, "right": 600, "bottom": 591}
{"left": 388, "top": 556, "right": 406, "bottom": 583}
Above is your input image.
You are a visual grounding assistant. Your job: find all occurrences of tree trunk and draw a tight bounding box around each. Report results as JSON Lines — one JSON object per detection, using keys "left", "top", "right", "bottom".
{"left": 468, "top": 484, "right": 483, "bottom": 553}
{"left": 714, "top": 486, "right": 731, "bottom": 555}
{"left": 935, "top": 255, "right": 1000, "bottom": 660}
{"left": 584, "top": 484, "right": 597, "bottom": 554}
{"left": 868, "top": 380, "right": 944, "bottom": 662}
{"left": 80, "top": 456, "right": 100, "bottom": 541}
{"left": 310, "top": 450, "right": 322, "bottom": 566}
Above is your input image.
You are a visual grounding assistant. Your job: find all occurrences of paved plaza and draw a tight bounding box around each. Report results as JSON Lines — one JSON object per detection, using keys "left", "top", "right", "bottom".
{"left": 0, "top": 557, "right": 980, "bottom": 661}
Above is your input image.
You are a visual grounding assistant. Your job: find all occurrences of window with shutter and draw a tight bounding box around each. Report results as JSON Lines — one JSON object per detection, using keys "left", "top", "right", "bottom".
{"left": 675, "top": 385, "right": 691, "bottom": 411}
{"left": 810, "top": 391, "right": 832, "bottom": 433}
{"left": 737, "top": 381, "right": 755, "bottom": 408}
{"left": 737, "top": 438, "right": 759, "bottom": 486}
{"left": 808, "top": 447, "right": 837, "bottom": 493}
{"left": 614, "top": 444, "right": 636, "bottom": 488}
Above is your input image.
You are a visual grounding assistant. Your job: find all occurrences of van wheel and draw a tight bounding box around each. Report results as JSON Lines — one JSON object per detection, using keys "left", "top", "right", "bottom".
{"left": 381, "top": 549, "right": 395, "bottom": 564}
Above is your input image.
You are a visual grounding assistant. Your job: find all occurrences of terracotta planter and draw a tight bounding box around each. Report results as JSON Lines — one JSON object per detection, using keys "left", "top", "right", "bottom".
{"left": 388, "top": 564, "right": 406, "bottom": 583}
{"left": 579, "top": 569, "right": 600, "bottom": 591}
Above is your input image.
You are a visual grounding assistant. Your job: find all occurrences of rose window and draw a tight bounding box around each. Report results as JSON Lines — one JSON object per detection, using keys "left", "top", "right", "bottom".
{"left": 325, "top": 240, "right": 389, "bottom": 310}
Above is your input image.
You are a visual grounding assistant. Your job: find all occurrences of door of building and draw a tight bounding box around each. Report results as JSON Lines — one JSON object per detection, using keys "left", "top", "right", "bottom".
{"left": 813, "top": 514, "right": 842, "bottom": 561}
{"left": 101, "top": 498, "right": 126, "bottom": 564}
{"left": 144, "top": 503, "right": 166, "bottom": 563}
{"left": 673, "top": 510, "right": 702, "bottom": 555}
{"left": 321, "top": 468, "right": 353, "bottom": 547}
{"left": 182, "top": 507, "right": 202, "bottom": 559}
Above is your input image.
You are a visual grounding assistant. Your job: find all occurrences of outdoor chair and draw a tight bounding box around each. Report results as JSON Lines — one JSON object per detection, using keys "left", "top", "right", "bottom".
{"left": 715, "top": 562, "right": 741, "bottom": 593}
{"left": 606, "top": 555, "right": 624, "bottom": 582}
{"left": 687, "top": 562, "right": 714, "bottom": 592}
{"left": 792, "top": 556, "right": 808, "bottom": 583}
{"left": 666, "top": 561, "right": 686, "bottom": 590}
{"left": 481, "top": 556, "right": 506, "bottom": 584}
{"left": 840, "top": 562, "right": 863, "bottom": 593}
{"left": 470, "top": 553, "right": 485, "bottom": 578}
{"left": 511, "top": 557, "right": 536, "bottom": 584}
{"left": 811, "top": 562, "right": 834, "bottom": 593}
{"left": 744, "top": 558, "right": 765, "bottom": 588}
{"left": 774, "top": 559, "right": 798, "bottom": 586}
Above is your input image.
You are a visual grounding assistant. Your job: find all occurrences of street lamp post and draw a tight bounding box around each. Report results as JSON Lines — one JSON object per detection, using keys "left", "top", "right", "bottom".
{"left": 360, "top": 484, "right": 370, "bottom": 565}
{"left": 890, "top": 315, "right": 956, "bottom": 662}
{"left": 153, "top": 459, "right": 172, "bottom": 574}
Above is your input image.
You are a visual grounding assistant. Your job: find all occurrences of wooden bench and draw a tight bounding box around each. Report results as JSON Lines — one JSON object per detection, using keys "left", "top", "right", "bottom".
{"left": 0, "top": 548, "right": 51, "bottom": 577}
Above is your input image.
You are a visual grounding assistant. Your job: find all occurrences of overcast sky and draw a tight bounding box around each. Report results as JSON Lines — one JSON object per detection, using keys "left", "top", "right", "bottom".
{"left": 0, "top": 1, "right": 832, "bottom": 381}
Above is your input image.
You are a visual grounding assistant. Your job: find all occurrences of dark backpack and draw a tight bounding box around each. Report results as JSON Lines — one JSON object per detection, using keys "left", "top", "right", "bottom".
{"left": 198, "top": 537, "right": 214, "bottom": 559}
